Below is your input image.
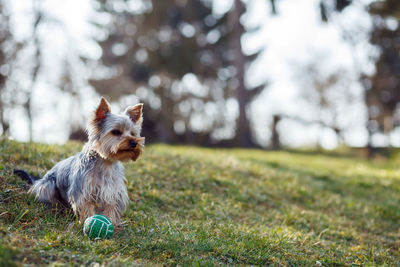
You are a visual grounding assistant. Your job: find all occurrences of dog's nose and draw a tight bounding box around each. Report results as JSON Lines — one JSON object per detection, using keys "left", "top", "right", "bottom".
{"left": 129, "top": 140, "right": 137, "bottom": 148}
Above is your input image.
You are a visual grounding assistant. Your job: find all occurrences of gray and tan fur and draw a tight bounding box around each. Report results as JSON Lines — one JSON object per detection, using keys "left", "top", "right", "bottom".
{"left": 20, "top": 97, "right": 144, "bottom": 226}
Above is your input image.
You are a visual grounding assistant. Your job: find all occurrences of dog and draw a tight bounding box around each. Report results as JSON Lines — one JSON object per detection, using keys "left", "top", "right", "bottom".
{"left": 14, "top": 97, "right": 145, "bottom": 226}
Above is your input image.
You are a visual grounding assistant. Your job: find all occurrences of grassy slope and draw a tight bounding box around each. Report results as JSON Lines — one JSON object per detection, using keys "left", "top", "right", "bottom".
{"left": 0, "top": 139, "right": 399, "bottom": 266}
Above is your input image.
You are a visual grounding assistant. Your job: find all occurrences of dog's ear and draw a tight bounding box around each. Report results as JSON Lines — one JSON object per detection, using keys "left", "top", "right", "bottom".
{"left": 95, "top": 97, "right": 111, "bottom": 121}
{"left": 125, "top": 103, "right": 143, "bottom": 125}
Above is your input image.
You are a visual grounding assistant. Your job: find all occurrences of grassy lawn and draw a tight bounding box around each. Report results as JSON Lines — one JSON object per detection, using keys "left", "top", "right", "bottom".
{"left": 0, "top": 138, "right": 399, "bottom": 266}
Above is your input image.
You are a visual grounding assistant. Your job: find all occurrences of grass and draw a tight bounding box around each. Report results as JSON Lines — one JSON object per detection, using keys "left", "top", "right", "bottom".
{"left": 0, "top": 138, "right": 399, "bottom": 266}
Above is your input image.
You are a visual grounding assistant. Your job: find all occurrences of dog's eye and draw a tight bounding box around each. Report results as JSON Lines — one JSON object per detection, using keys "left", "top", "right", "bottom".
{"left": 111, "top": 129, "right": 122, "bottom": 136}
{"left": 130, "top": 132, "right": 135, "bottom": 136}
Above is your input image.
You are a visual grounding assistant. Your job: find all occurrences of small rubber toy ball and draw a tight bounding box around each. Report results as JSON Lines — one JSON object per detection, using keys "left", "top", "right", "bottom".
{"left": 83, "top": 214, "right": 113, "bottom": 239}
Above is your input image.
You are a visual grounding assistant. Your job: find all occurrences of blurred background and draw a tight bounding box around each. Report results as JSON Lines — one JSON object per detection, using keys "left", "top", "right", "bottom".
{"left": 0, "top": 0, "right": 399, "bottom": 153}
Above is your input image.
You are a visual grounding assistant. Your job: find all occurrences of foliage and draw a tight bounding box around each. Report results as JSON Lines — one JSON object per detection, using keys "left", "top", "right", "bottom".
{"left": 1, "top": 138, "right": 399, "bottom": 265}
{"left": 319, "top": 0, "right": 353, "bottom": 22}
{"left": 91, "top": 0, "right": 266, "bottom": 146}
{"left": 91, "top": 0, "right": 234, "bottom": 144}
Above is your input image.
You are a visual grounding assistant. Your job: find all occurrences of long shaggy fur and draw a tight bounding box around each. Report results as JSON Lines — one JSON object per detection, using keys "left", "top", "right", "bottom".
{"left": 17, "top": 97, "right": 144, "bottom": 225}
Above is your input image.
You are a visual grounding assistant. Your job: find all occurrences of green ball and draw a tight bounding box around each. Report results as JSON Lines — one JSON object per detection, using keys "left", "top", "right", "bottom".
{"left": 83, "top": 214, "right": 113, "bottom": 239}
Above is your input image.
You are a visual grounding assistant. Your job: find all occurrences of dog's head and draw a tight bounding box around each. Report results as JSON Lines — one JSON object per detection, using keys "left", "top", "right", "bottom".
{"left": 87, "top": 97, "right": 145, "bottom": 162}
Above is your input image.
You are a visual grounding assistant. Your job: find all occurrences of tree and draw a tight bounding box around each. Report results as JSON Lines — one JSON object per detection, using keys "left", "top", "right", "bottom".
{"left": 228, "top": 0, "right": 265, "bottom": 147}
{"left": 0, "top": 0, "right": 22, "bottom": 135}
{"left": 363, "top": 0, "right": 400, "bottom": 148}
{"left": 91, "top": 0, "right": 271, "bottom": 147}
{"left": 295, "top": 60, "right": 359, "bottom": 146}
{"left": 25, "top": 0, "right": 44, "bottom": 141}
{"left": 91, "top": 0, "right": 240, "bottom": 144}
{"left": 0, "top": 0, "right": 95, "bottom": 142}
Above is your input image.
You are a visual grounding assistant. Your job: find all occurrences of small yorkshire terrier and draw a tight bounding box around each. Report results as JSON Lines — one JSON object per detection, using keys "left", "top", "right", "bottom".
{"left": 15, "top": 97, "right": 144, "bottom": 226}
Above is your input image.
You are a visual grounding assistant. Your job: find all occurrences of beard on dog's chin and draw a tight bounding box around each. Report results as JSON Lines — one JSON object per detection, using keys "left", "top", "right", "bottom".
{"left": 112, "top": 137, "right": 144, "bottom": 161}
{"left": 109, "top": 147, "right": 141, "bottom": 161}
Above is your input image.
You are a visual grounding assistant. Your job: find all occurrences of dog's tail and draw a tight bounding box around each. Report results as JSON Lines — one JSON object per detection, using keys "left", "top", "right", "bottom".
{"left": 13, "top": 169, "right": 39, "bottom": 184}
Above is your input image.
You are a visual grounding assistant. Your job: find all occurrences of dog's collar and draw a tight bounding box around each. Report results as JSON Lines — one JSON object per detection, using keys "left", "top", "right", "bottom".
{"left": 86, "top": 149, "right": 100, "bottom": 162}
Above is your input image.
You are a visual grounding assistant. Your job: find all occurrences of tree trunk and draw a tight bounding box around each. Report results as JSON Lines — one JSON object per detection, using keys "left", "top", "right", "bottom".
{"left": 230, "top": 0, "right": 254, "bottom": 147}
{"left": 0, "top": 93, "right": 9, "bottom": 134}
{"left": 158, "top": 86, "right": 175, "bottom": 143}
{"left": 26, "top": 0, "right": 42, "bottom": 141}
{"left": 270, "top": 115, "right": 281, "bottom": 150}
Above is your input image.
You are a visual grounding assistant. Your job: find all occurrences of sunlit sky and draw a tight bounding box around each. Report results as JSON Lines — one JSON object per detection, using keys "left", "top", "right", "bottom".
{"left": 7, "top": 0, "right": 385, "bottom": 148}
